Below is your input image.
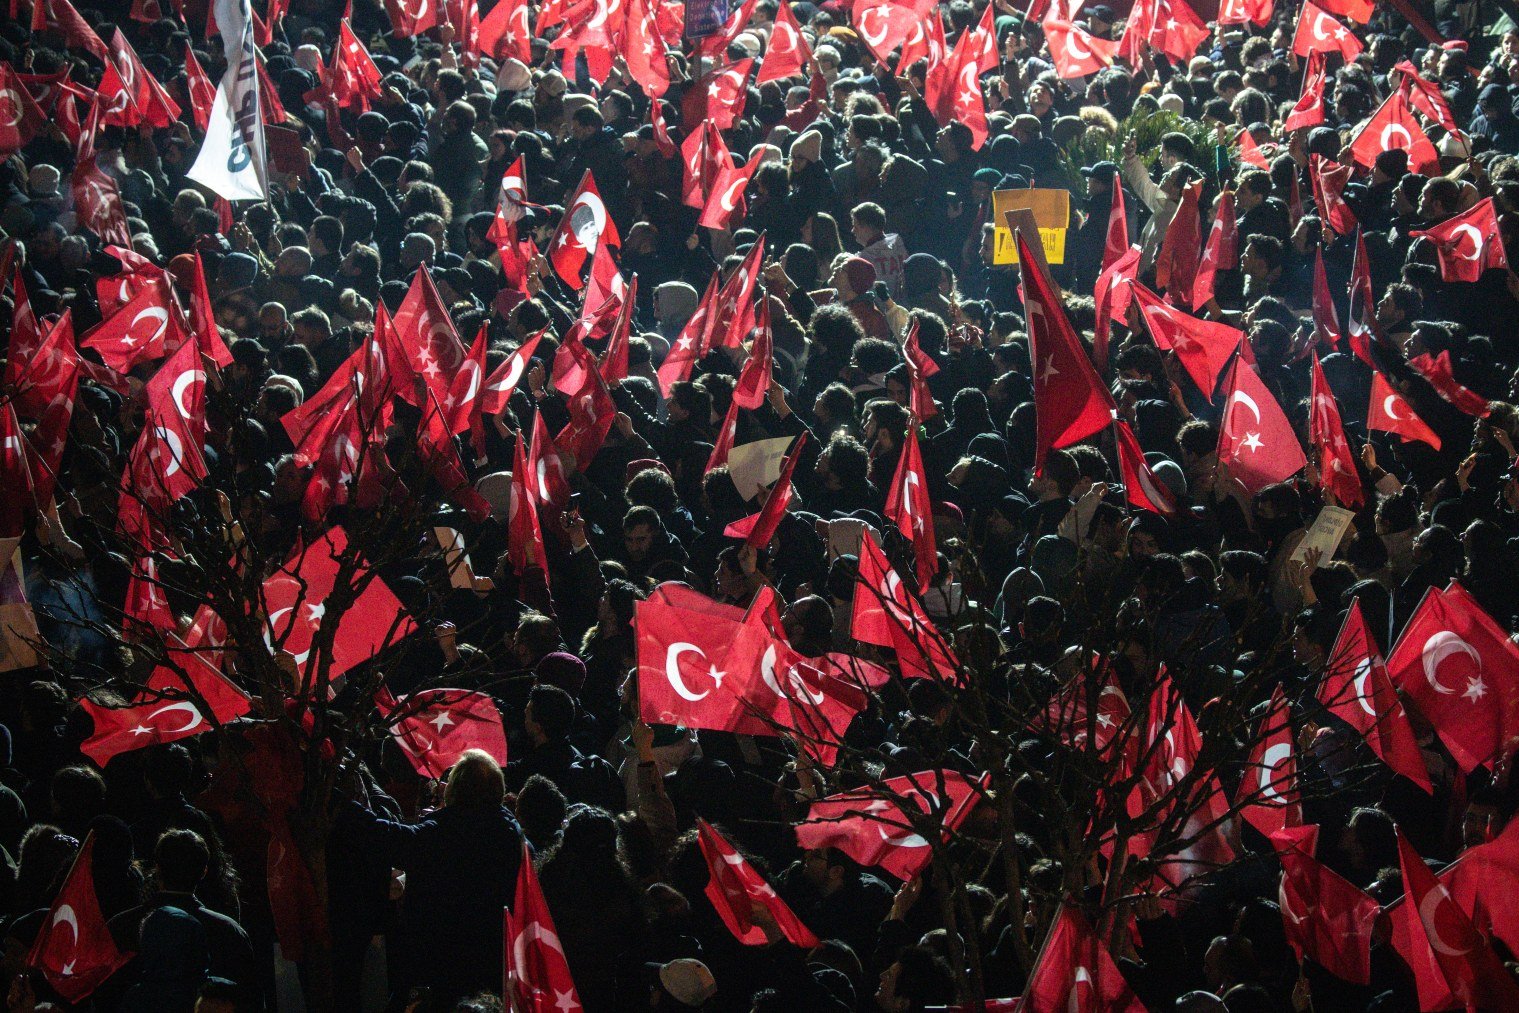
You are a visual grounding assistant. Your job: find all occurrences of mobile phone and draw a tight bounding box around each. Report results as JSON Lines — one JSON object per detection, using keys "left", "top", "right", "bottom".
{"left": 568, "top": 492, "right": 582, "bottom": 519}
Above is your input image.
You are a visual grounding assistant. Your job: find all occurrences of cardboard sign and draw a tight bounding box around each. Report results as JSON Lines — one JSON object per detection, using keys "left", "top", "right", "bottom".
{"left": 434, "top": 527, "right": 477, "bottom": 590}
{"left": 992, "top": 188, "right": 1071, "bottom": 265}
{"left": 1291, "top": 505, "right": 1356, "bottom": 564}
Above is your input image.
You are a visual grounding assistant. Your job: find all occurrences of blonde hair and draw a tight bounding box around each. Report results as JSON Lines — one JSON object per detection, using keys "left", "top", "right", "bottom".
{"left": 444, "top": 749, "right": 505, "bottom": 807}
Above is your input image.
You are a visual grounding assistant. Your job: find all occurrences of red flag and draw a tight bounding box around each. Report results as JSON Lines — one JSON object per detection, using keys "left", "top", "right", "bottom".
{"left": 183, "top": 252, "right": 234, "bottom": 367}
{"left": 700, "top": 237, "right": 766, "bottom": 352}
{"left": 1319, "top": 0, "right": 1373, "bottom": 18}
{"left": 1293, "top": 1, "right": 1363, "bottom": 59}
{"left": 1042, "top": 18, "right": 1118, "bottom": 78}
{"left": 598, "top": 277, "right": 636, "bottom": 385}
{"left": 854, "top": 0, "right": 928, "bottom": 63}
{"left": 698, "top": 155, "right": 761, "bottom": 231}
{"left": 123, "top": 556, "right": 176, "bottom": 634}
{"left": 101, "top": 30, "right": 180, "bottom": 128}
{"left": 1094, "top": 246, "right": 1140, "bottom": 370}
{"left": 1408, "top": 350, "right": 1490, "bottom": 418}
{"left": 507, "top": 430, "right": 547, "bottom": 578}
{"left": 26, "top": 835, "right": 133, "bottom": 1001}
{"left": 72, "top": 158, "right": 132, "bottom": 248}
{"left": 319, "top": 21, "right": 384, "bottom": 111}
{"left": 381, "top": 688, "right": 508, "bottom": 780}
{"left": 549, "top": 171, "right": 621, "bottom": 289}
{"left": 1309, "top": 353, "right": 1364, "bottom": 509}
{"left": 1310, "top": 155, "right": 1357, "bottom": 237}
{"left": 440, "top": 324, "right": 487, "bottom": 436}
{"left": 478, "top": 0, "right": 532, "bottom": 62}
{"left": 79, "top": 628, "right": 252, "bottom": 767}
{"left": 697, "top": 820, "right": 819, "bottom": 948}
{"left": 726, "top": 433, "right": 807, "bottom": 549}
{"left": 681, "top": 121, "right": 730, "bottom": 211}
{"left": 1192, "top": 189, "right": 1236, "bottom": 311}
{"left": 730, "top": 298, "right": 772, "bottom": 409}
{"left": 481, "top": 329, "right": 545, "bottom": 416}
{"left": 143, "top": 337, "right": 210, "bottom": 476}
{"left": 1020, "top": 905, "right": 1144, "bottom": 1012}
{"left": 33, "top": 0, "right": 109, "bottom": 60}
{"left": 1272, "top": 825, "right": 1380, "bottom": 984}
{"left": 1238, "top": 128, "right": 1271, "bottom": 168}
{"left": 261, "top": 527, "right": 417, "bottom": 685}
{"left": 1020, "top": 232, "right": 1115, "bottom": 472}
{"left": 505, "top": 842, "right": 583, "bottom": 1013}
{"left": 182, "top": 45, "right": 215, "bottom": 132}
{"left": 0, "top": 402, "right": 37, "bottom": 538}
{"left": 886, "top": 425, "right": 938, "bottom": 585}
{"left": 850, "top": 530, "right": 961, "bottom": 682}
{"left": 795, "top": 771, "right": 983, "bottom": 882}
{"left": 1349, "top": 91, "right": 1439, "bottom": 176}
{"left": 941, "top": 30, "right": 988, "bottom": 148}
{"left": 387, "top": 265, "right": 467, "bottom": 406}
{"left": 1218, "top": 0, "right": 1273, "bottom": 25}
{"left": 902, "top": 318, "right": 940, "bottom": 421}
{"left": 1102, "top": 174, "right": 1130, "bottom": 272}
{"left": 1396, "top": 60, "right": 1459, "bottom": 133}
{"left": 1284, "top": 51, "right": 1328, "bottom": 131}
{"left": 1217, "top": 357, "right": 1306, "bottom": 496}
{"left": 0, "top": 63, "right": 47, "bottom": 156}
{"left": 705, "top": 399, "right": 741, "bottom": 474}
{"left": 1121, "top": 0, "right": 1207, "bottom": 63}
{"left": 1115, "top": 418, "right": 1177, "bottom": 516}
{"left": 1346, "top": 229, "right": 1377, "bottom": 366}
{"left": 757, "top": 0, "right": 810, "bottom": 83}
{"left": 657, "top": 273, "right": 717, "bottom": 396}
{"left": 554, "top": 345, "right": 615, "bottom": 470}
{"left": 1412, "top": 198, "right": 1509, "bottom": 284}
{"left": 1369, "top": 372, "right": 1441, "bottom": 450}
{"left": 1156, "top": 179, "right": 1202, "bottom": 300}
{"left": 1396, "top": 829, "right": 1519, "bottom": 1010}
{"left": 1387, "top": 582, "right": 1519, "bottom": 773}
{"left": 1310, "top": 246, "right": 1343, "bottom": 351}
{"left": 897, "top": 8, "right": 946, "bottom": 72}
{"left": 648, "top": 97, "right": 676, "bottom": 156}
{"left": 385, "top": 0, "right": 442, "bottom": 36}
{"left": 693, "top": 59, "right": 754, "bottom": 132}
{"left": 622, "top": 0, "right": 670, "bottom": 97}
{"left": 1130, "top": 282, "right": 1241, "bottom": 397}
{"left": 1321, "top": 599, "right": 1430, "bottom": 790}
{"left": 635, "top": 596, "right": 775, "bottom": 732}
{"left": 1236, "top": 686, "right": 1302, "bottom": 838}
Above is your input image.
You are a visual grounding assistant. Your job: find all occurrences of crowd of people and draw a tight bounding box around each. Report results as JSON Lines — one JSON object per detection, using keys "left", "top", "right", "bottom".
{"left": 7, "top": 0, "right": 1519, "bottom": 1009}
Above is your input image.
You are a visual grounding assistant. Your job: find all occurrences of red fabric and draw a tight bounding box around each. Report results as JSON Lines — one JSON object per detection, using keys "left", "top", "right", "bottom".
{"left": 698, "top": 820, "right": 820, "bottom": 947}
{"left": 1386, "top": 582, "right": 1519, "bottom": 773}
{"left": 1321, "top": 599, "right": 1431, "bottom": 790}
{"left": 1021, "top": 232, "right": 1115, "bottom": 472}
{"left": 853, "top": 0, "right": 931, "bottom": 62}
{"left": 0, "top": 403, "right": 36, "bottom": 539}
{"left": 902, "top": 318, "right": 941, "bottom": 420}
{"left": 1235, "top": 686, "right": 1302, "bottom": 838}
{"left": 477, "top": 0, "right": 532, "bottom": 62}
{"left": 386, "top": 265, "right": 468, "bottom": 406}
{"left": 623, "top": 0, "right": 671, "bottom": 96}
{"left": 1130, "top": 281, "right": 1242, "bottom": 398}
{"left": 1310, "top": 154, "right": 1357, "bottom": 236}
{"left": 1395, "top": 60, "right": 1459, "bottom": 132}
{"left": 757, "top": 0, "right": 810, "bottom": 82}
{"left": 385, "top": 0, "right": 443, "bottom": 37}
{"left": 1020, "top": 905, "right": 1144, "bottom": 1012}
{"left": 698, "top": 155, "right": 761, "bottom": 231}
{"left": 1216, "top": 356, "right": 1307, "bottom": 496}
{"left": 0, "top": 63, "right": 46, "bottom": 155}
{"left": 634, "top": 595, "right": 772, "bottom": 732}
{"left": 1349, "top": 91, "right": 1440, "bottom": 175}
{"left": 380, "top": 687, "right": 508, "bottom": 779}
{"left": 795, "top": 771, "right": 984, "bottom": 882}
{"left": 1094, "top": 246, "right": 1140, "bottom": 370}
{"left": 1309, "top": 353, "right": 1364, "bottom": 509}
{"left": 1407, "top": 350, "right": 1490, "bottom": 418}
{"left": 506, "top": 841, "right": 584, "bottom": 1012}
{"left": 182, "top": 44, "right": 215, "bottom": 131}
{"left": 1310, "top": 246, "right": 1343, "bottom": 350}
{"left": 1411, "top": 198, "right": 1509, "bottom": 283}
{"left": 1218, "top": 0, "right": 1273, "bottom": 25}
{"left": 726, "top": 432, "right": 806, "bottom": 548}
{"left": 1238, "top": 128, "right": 1270, "bottom": 168}
{"left": 730, "top": 298, "right": 772, "bottom": 409}
{"left": 1284, "top": 51, "right": 1327, "bottom": 131}
{"left": 1368, "top": 372, "right": 1441, "bottom": 450}
{"left": 1293, "top": 1, "right": 1363, "bottom": 58}
{"left": 1115, "top": 418, "right": 1177, "bottom": 516}
{"left": 1191, "top": 189, "right": 1236, "bottom": 311}
{"left": 481, "top": 329, "right": 545, "bottom": 416}
{"left": 850, "top": 530, "right": 961, "bottom": 682}
{"left": 25, "top": 836, "right": 133, "bottom": 1001}
{"left": 1042, "top": 18, "right": 1118, "bottom": 78}
{"left": 549, "top": 171, "right": 621, "bottom": 289}
{"left": 886, "top": 425, "right": 938, "bottom": 584}
{"left": 1346, "top": 229, "right": 1377, "bottom": 366}
{"left": 508, "top": 429, "right": 548, "bottom": 576}
{"left": 1271, "top": 825, "right": 1380, "bottom": 984}
{"left": 681, "top": 121, "right": 730, "bottom": 211}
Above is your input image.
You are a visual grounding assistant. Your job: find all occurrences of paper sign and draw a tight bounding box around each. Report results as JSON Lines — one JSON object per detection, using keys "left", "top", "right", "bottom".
{"left": 434, "top": 527, "right": 476, "bottom": 589}
{"left": 727, "top": 436, "right": 794, "bottom": 501}
{"left": 1291, "top": 505, "right": 1356, "bottom": 564}
{"left": 0, "top": 540, "right": 39, "bottom": 672}
{"left": 992, "top": 188, "right": 1071, "bottom": 265}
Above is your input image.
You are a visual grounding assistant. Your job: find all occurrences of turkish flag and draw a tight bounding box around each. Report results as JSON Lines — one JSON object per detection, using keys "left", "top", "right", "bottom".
{"left": 1408, "top": 350, "right": 1490, "bottom": 418}
{"left": 726, "top": 431, "right": 805, "bottom": 548}
{"left": 929, "top": 28, "right": 988, "bottom": 148}
{"left": 681, "top": 121, "right": 730, "bottom": 211}
{"left": 635, "top": 596, "right": 767, "bottom": 731}
{"left": 95, "top": 245, "right": 164, "bottom": 315}
{"left": 489, "top": 156, "right": 541, "bottom": 232}
{"left": 1042, "top": 18, "right": 1117, "bottom": 79}
{"left": 853, "top": 0, "right": 929, "bottom": 63}
{"left": 1310, "top": 155, "right": 1357, "bottom": 237}
{"left": 1396, "top": 60, "right": 1459, "bottom": 133}
{"left": 1115, "top": 418, "right": 1177, "bottom": 516}
{"left": 1103, "top": 175, "right": 1130, "bottom": 273}
{"left": 1191, "top": 189, "right": 1236, "bottom": 311}
{"left": 757, "top": 0, "right": 810, "bottom": 83}
{"left": 1238, "top": 128, "right": 1271, "bottom": 168}
{"left": 795, "top": 771, "right": 983, "bottom": 882}
{"left": 623, "top": 0, "right": 671, "bottom": 97}
{"left": 1130, "top": 282, "right": 1241, "bottom": 398}
{"left": 1094, "top": 246, "right": 1140, "bottom": 370}
{"left": 79, "top": 627, "right": 252, "bottom": 767}
{"left": 850, "top": 530, "right": 961, "bottom": 683}
{"left": 1308, "top": 353, "right": 1364, "bottom": 509}
{"left": 1037, "top": 659, "right": 1132, "bottom": 758}
{"left": 1346, "top": 229, "right": 1377, "bottom": 366}
{"left": 1021, "top": 232, "right": 1115, "bottom": 472}
{"left": 700, "top": 237, "right": 766, "bottom": 352}
{"left": 886, "top": 425, "right": 938, "bottom": 585}
{"left": 1235, "top": 686, "right": 1302, "bottom": 838}
{"left": 1396, "top": 829, "right": 1519, "bottom": 1010}
{"left": 1412, "top": 198, "right": 1509, "bottom": 284}
{"left": 478, "top": 0, "right": 532, "bottom": 62}
{"left": 385, "top": 0, "right": 442, "bottom": 37}
{"left": 1271, "top": 825, "right": 1380, "bottom": 984}
{"left": 101, "top": 29, "right": 180, "bottom": 128}
{"left": 549, "top": 171, "right": 620, "bottom": 289}
{"left": 386, "top": 265, "right": 467, "bottom": 406}
{"left": 481, "top": 329, "right": 545, "bottom": 417}
{"left": 698, "top": 820, "right": 820, "bottom": 947}
{"left": 692, "top": 59, "right": 753, "bottom": 132}
{"left": 324, "top": 21, "right": 384, "bottom": 112}
{"left": 706, "top": 399, "right": 741, "bottom": 474}
{"left": 597, "top": 279, "right": 636, "bottom": 386}
{"left": 1386, "top": 582, "right": 1519, "bottom": 773}
{"left": 32, "top": 0, "right": 109, "bottom": 60}
{"left": 7, "top": 309, "right": 80, "bottom": 421}
{"left": 1310, "top": 246, "right": 1343, "bottom": 350}
{"left": 903, "top": 318, "right": 940, "bottom": 420}
{"left": 658, "top": 274, "right": 715, "bottom": 396}
{"left": 182, "top": 44, "right": 215, "bottom": 132}
{"left": 380, "top": 687, "right": 508, "bottom": 780}
{"left": 1218, "top": 0, "right": 1273, "bottom": 25}
{"left": 1020, "top": 905, "right": 1144, "bottom": 1012}
{"left": 180, "top": 252, "right": 234, "bottom": 367}
{"left": 26, "top": 834, "right": 133, "bottom": 1001}
{"left": 648, "top": 97, "right": 676, "bottom": 156}
{"left": 505, "top": 841, "right": 583, "bottom": 1013}
{"left": 1319, "top": 0, "right": 1373, "bottom": 19}
{"left": 1217, "top": 357, "right": 1306, "bottom": 496}
{"left": 261, "top": 527, "right": 417, "bottom": 686}
{"left": 0, "top": 403, "right": 37, "bottom": 538}
{"left": 123, "top": 556, "right": 176, "bottom": 635}
{"left": 436, "top": 324, "right": 486, "bottom": 437}
{"left": 1349, "top": 91, "right": 1439, "bottom": 176}
{"left": 296, "top": 397, "right": 381, "bottom": 524}
{"left": 731, "top": 299, "right": 773, "bottom": 410}
{"left": 0, "top": 62, "right": 46, "bottom": 156}
{"left": 897, "top": 8, "right": 947, "bottom": 73}
{"left": 698, "top": 155, "right": 761, "bottom": 231}
{"left": 143, "top": 336, "right": 211, "bottom": 478}
{"left": 554, "top": 345, "right": 615, "bottom": 470}
{"left": 1321, "top": 599, "right": 1430, "bottom": 790}
{"left": 1368, "top": 372, "right": 1441, "bottom": 450}
{"left": 1294, "top": 2, "right": 1363, "bottom": 59}
{"left": 508, "top": 430, "right": 548, "bottom": 577}
{"left": 1284, "top": 51, "right": 1328, "bottom": 132}
{"left": 72, "top": 157, "right": 132, "bottom": 248}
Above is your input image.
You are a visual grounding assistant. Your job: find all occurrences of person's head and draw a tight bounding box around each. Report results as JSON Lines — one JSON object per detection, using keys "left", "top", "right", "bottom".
{"left": 651, "top": 957, "right": 717, "bottom": 1009}
{"left": 154, "top": 828, "right": 210, "bottom": 893}
{"left": 1159, "top": 130, "right": 1196, "bottom": 168}
{"left": 1216, "top": 550, "right": 1268, "bottom": 604}
{"left": 851, "top": 202, "right": 887, "bottom": 247}
{"left": 570, "top": 104, "right": 604, "bottom": 141}
{"left": 875, "top": 945, "right": 954, "bottom": 1012}
{"left": 443, "top": 749, "right": 506, "bottom": 807}
{"left": 307, "top": 215, "right": 343, "bottom": 257}
{"left": 525, "top": 684, "right": 576, "bottom": 745}
{"left": 1418, "top": 176, "right": 1461, "bottom": 220}
{"left": 623, "top": 504, "right": 663, "bottom": 561}
{"left": 1462, "top": 782, "right": 1510, "bottom": 848}
{"left": 50, "top": 765, "right": 106, "bottom": 828}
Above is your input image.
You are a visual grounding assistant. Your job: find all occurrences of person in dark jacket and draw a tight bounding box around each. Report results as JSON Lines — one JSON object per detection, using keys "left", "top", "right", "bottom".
{"left": 506, "top": 685, "right": 627, "bottom": 811}
{"left": 339, "top": 749, "right": 526, "bottom": 1002}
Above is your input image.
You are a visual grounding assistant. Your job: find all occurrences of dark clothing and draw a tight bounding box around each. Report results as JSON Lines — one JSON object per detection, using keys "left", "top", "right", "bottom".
{"left": 108, "top": 890, "right": 259, "bottom": 989}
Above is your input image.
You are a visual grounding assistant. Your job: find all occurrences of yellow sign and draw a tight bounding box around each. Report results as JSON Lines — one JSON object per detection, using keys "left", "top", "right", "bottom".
{"left": 992, "top": 188, "right": 1071, "bottom": 265}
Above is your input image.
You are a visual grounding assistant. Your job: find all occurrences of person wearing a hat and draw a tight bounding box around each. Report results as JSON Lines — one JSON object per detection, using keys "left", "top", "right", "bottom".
{"left": 829, "top": 256, "right": 892, "bottom": 340}
{"left": 1470, "top": 83, "right": 1519, "bottom": 154}
{"left": 649, "top": 958, "right": 717, "bottom": 1009}
{"left": 1068, "top": 160, "right": 1136, "bottom": 290}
